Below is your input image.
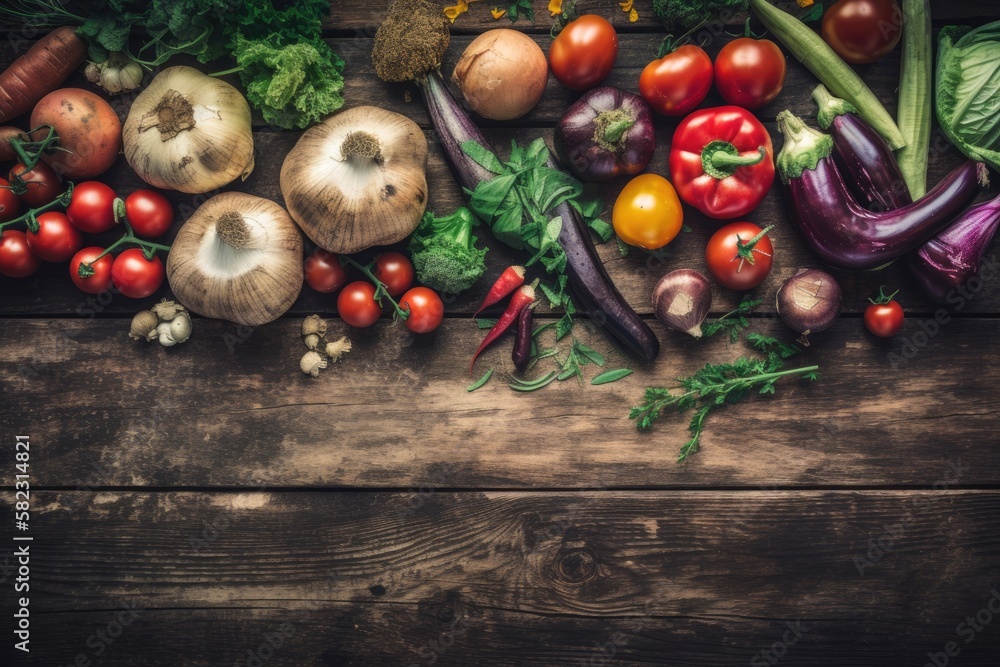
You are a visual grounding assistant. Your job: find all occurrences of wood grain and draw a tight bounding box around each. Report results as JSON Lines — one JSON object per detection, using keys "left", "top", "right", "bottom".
{"left": 5, "top": 490, "right": 999, "bottom": 665}
{"left": 3, "top": 316, "right": 996, "bottom": 488}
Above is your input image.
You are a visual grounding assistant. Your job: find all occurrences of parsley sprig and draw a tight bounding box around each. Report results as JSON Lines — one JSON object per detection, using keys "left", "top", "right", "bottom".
{"left": 629, "top": 333, "right": 819, "bottom": 462}
{"left": 702, "top": 297, "right": 764, "bottom": 342}
{"left": 461, "top": 139, "right": 612, "bottom": 339}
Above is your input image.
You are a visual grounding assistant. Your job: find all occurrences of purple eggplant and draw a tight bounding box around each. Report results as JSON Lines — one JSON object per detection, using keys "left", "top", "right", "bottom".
{"left": 812, "top": 84, "right": 912, "bottom": 212}
{"left": 418, "top": 70, "right": 659, "bottom": 361}
{"left": 554, "top": 87, "right": 656, "bottom": 182}
{"left": 776, "top": 111, "right": 984, "bottom": 271}
{"left": 908, "top": 193, "right": 1000, "bottom": 303}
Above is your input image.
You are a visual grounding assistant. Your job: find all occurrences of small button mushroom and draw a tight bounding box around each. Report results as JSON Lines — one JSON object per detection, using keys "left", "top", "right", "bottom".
{"left": 300, "top": 350, "right": 328, "bottom": 377}
{"left": 167, "top": 310, "right": 193, "bottom": 345}
{"left": 129, "top": 310, "right": 159, "bottom": 342}
{"left": 156, "top": 322, "right": 179, "bottom": 347}
{"left": 324, "top": 336, "right": 352, "bottom": 362}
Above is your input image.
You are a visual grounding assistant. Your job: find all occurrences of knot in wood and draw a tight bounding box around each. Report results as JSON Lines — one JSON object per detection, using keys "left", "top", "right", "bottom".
{"left": 555, "top": 547, "right": 599, "bottom": 584}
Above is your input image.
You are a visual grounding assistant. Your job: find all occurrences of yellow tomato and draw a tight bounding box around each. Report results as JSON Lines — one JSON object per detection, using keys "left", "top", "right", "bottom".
{"left": 612, "top": 174, "right": 684, "bottom": 249}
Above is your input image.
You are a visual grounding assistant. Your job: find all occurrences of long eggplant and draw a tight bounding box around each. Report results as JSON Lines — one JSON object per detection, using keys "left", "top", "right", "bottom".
{"left": 908, "top": 193, "right": 1000, "bottom": 303}
{"left": 812, "top": 84, "right": 912, "bottom": 212}
{"left": 419, "top": 70, "right": 659, "bottom": 361}
{"left": 776, "top": 111, "right": 984, "bottom": 271}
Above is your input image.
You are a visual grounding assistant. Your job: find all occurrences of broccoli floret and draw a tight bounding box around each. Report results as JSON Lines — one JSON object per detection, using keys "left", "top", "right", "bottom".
{"left": 652, "top": 0, "right": 748, "bottom": 29}
{"left": 408, "top": 208, "right": 488, "bottom": 294}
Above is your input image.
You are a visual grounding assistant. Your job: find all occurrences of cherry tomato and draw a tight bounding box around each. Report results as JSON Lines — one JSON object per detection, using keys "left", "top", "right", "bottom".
{"left": 374, "top": 251, "right": 414, "bottom": 298}
{"left": 0, "top": 230, "right": 41, "bottom": 278}
{"left": 111, "top": 248, "right": 165, "bottom": 299}
{"left": 69, "top": 246, "right": 113, "bottom": 294}
{"left": 66, "top": 181, "right": 117, "bottom": 234}
{"left": 337, "top": 281, "right": 381, "bottom": 328}
{"left": 26, "top": 212, "right": 83, "bottom": 262}
{"left": 10, "top": 161, "right": 61, "bottom": 208}
{"left": 401, "top": 287, "right": 444, "bottom": 334}
{"left": 549, "top": 15, "right": 618, "bottom": 91}
{"left": 705, "top": 222, "right": 774, "bottom": 290}
{"left": 304, "top": 248, "right": 348, "bottom": 293}
{"left": 125, "top": 189, "right": 174, "bottom": 238}
{"left": 0, "top": 178, "right": 20, "bottom": 223}
{"left": 612, "top": 174, "right": 684, "bottom": 250}
{"left": 822, "top": 0, "right": 902, "bottom": 64}
{"left": 639, "top": 45, "right": 713, "bottom": 117}
{"left": 864, "top": 289, "right": 904, "bottom": 337}
{"left": 714, "top": 38, "right": 787, "bottom": 109}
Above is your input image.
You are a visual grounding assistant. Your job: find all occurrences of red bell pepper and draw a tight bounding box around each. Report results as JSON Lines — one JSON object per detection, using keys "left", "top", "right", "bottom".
{"left": 668, "top": 106, "right": 775, "bottom": 220}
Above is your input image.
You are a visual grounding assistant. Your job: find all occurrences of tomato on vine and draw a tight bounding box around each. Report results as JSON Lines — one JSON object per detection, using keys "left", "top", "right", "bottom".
{"left": 112, "top": 248, "right": 165, "bottom": 299}
{"left": 0, "top": 230, "right": 41, "bottom": 278}
{"left": 26, "top": 212, "right": 83, "bottom": 262}
{"left": 401, "top": 287, "right": 444, "bottom": 334}
{"left": 66, "top": 181, "right": 117, "bottom": 234}
{"left": 374, "top": 251, "right": 414, "bottom": 297}
{"left": 70, "top": 247, "right": 114, "bottom": 294}
{"left": 337, "top": 281, "right": 381, "bottom": 328}
{"left": 10, "top": 161, "right": 61, "bottom": 208}
{"left": 305, "top": 248, "right": 349, "bottom": 293}
{"left": 0, "top": 178, "right": 21, "bottom": 223}
{"left": 864, "top": 286, "right": 904, "bottom": 337}
{"left": 124, "top": 189, "right": 174, "bottom": 238}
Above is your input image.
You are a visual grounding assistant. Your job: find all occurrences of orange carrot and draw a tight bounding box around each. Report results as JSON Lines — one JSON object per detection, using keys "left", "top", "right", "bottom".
{"left": 0, "top": 27, "right": 86, "bottom": 123}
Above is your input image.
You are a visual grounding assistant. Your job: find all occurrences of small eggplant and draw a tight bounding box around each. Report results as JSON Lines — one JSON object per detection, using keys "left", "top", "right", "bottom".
{"left": 909, "top": 192, "right": 1000, "bottom": 303}
{"left": 776, "top": 111, "right": 984, "bottom": 271}
{"left": 813, "top": 85, "right": 912, "bottom": 212}
{"left": 554, "top": 87, "right": 655, "bottom": 183}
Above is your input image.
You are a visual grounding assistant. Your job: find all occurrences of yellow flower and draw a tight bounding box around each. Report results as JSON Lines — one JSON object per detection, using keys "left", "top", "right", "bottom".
{"left": 491, "top": 6, "right": 507, "bottom": 19}
{"left": 619, "top": 0, "right": 638, "bottom": 22}
{"left": 444, "top": 0, "right": 470, "bottom": 23}
{"left": 548, "top": 0, "right": 562, "bottom": 16}
{"left": 619, "top": 0, "right": 632, "bottom": 10}
{"left": 796, "top": 0, "right": 814, "bottom": 6}
{"left": 629, "top": 7, "right": 638, "bottom": 21}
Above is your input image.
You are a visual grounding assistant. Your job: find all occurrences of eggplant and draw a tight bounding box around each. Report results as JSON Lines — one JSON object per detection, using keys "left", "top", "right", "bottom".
{"left": 813, "top": 85, "right": 912, "bottom": 212}
{"left": 908, "top": 193, "right": 1000, "bottom": 303}
{"left": 776, "top": 111, "right": 984, "bottom": 271}
{"left": 419, "top": 70, "right": 659, "bottom": 361}
{"left": 553, "top": 87, "right": 656, "bottom": 183}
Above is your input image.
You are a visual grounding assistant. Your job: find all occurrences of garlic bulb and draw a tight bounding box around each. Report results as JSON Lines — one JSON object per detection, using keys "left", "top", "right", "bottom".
{"left": 279, "top": 105, "right": 428, "bottom": 254}
{"left": 123, "top": 66, "right": 254, "bottom": 194}
{"left": 166, "top": 193, "right": 304, "bottom": 326}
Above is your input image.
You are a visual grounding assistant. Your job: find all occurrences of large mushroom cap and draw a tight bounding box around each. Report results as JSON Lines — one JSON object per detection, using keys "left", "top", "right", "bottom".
{"left": 279, "top": 105, "right": 428, "bottom": 254}
{"left": 166, "top": 192, "right": 303, "bottom": 326}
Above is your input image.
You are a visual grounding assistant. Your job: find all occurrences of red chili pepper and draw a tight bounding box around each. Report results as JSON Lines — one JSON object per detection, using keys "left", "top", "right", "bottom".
{"left": 471, "top": 281, "right": 536, "bottom": 374}
{"left": 668, "top": 106, "right": 775, "bottom": 220}
{"left": 474, "top": 265, "right": 525, "bottom": 317}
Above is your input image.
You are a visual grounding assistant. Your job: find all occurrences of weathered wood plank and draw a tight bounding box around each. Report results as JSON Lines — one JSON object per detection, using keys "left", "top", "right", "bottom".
{"left": 2, "top": 317, "right": 996, "bottom": 488}
{"left": 5, "top": 490, "right": 999, "bottom": 665}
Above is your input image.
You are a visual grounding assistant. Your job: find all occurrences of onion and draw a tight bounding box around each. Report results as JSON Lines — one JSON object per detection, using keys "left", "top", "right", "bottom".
{"left": 451, "top": 29, "right": 548, "bottom": 121}
{"left": 652, "top": 269, "right": 712, "bottom": 338}
{"left": 123, "top": 66, "right": 254, "bottom": 194}
{"left": 776, "top": 268, "right": 842, "bottom": 344}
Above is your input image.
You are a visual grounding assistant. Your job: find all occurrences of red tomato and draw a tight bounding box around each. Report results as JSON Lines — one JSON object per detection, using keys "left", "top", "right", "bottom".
{"left": 125, "top": 189, "right": 173, "bottom": 238}
{"left": 111, "top": 248, "right": 165, "bottom": 299}
{"left": 69, "top": 246, "right": 113, "bottom": 294}
{"left": 549, "top": 15, "right": 618, "bottom": 91}
{"left": 10, "top": 161, "right": 61, "bottom": 208}
{"left": 0, "top": 230, "right": 40, "bottom": 278}
{"left": 26, "top": 212, "right": 83, "bottom": 262}
{"left": 822, "top": 0, "right": 902, "bottom": 64}
{"left": 401, "top": 287, "right": 444, "bottom": 334}
{"left": 374, "top": 251, "right": 414, "bottom": 298}
{"left": 705, "top": 222, "right": 774, "bottom": 290}
{"left": 304, "top": 248, "right": 348, "bottom": 293}
{"left": 639, "top": 45, "right": 713, "bottom": 117}
{"left": 66, "top": 181, "right": 117, "bottom": 234}
{"left": 864, "top": 292, "right": 904, "bottom": 337}
{"left": 337, "top": 281, "right": 381, "bottom": 328}
{"left": 0, "top": 178, "right": 20, "bottom": 222}
{"left": 714, "top": 38, "right": 786, "bottom": 109}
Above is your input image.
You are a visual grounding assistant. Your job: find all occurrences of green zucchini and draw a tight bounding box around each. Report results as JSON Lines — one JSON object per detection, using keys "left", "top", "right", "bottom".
{"left": 896, "top": 0, "right": 933, "bottom": 198}
{"left": 748, "top": 0, "right": 907, "bottom": 150}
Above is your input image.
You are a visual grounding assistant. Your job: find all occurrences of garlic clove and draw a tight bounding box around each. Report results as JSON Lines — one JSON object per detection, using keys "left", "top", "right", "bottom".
{"left": 304, "top": 333, "right": 321, "bottom": 351}
{"left": 156, "top": 322, "right": 177, "bottom": 347}
{"left": 129, "top": 310, "right": 160, "bottom": 342}
{"left": 300, "top": 350, "right": 328, "bottom": 377}
{"left": 302, "top": 314, "right": 327, "bottom": 338}
{"left": 168, "top": 311, "right": 193, "bottom": 345}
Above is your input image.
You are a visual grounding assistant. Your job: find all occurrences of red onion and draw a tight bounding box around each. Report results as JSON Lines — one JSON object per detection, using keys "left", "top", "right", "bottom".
{"left": 652, "top": 269, "right": 712, "bottom": 338}
{"left": 776, "top": 268, "right": 842, "bottom": 344}
{"left": 554, "top": 87, "right": 655, "bottom": 182}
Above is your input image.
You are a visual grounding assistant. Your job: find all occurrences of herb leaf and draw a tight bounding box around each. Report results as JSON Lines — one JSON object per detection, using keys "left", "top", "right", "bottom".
{"left": 702, "top": 297, "right": 764, "bottom": 342}
{"left": 467, "top": 368, "right": 494, "bottom": 392}
{"left": 591, "top": 368, "right": 633, "bottom": 385}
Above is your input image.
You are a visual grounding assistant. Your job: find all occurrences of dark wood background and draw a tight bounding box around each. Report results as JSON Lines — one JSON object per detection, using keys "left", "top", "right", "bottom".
{"left": 2, "top": 1, "right": 999, "bottom": 665}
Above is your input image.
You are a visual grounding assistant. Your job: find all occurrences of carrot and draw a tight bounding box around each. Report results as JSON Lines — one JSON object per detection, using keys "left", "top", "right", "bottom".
{"left": 471, "top": 281, "right": 536, "bottom": 374}
{"left": 0, "top": 27, "right": 87, "bottom": 124}
{"left": 473, "top": 265, "right": 525, "bottom": 316}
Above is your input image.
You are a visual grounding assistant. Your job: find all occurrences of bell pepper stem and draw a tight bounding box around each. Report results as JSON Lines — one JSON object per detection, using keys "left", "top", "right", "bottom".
{"left": 603, "top": 118, "right": 634, "bottom": 145}
{"left": 711, "top": 146, "right": 766, "bottom": 169}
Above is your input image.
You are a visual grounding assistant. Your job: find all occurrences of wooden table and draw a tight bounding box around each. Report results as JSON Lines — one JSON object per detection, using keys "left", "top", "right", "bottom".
{"left": 3, "top": 1, "right": 1000, "bottom": 664}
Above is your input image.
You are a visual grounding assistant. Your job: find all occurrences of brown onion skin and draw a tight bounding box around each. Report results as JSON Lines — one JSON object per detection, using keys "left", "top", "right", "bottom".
{"left": 554, "top": 87, "right": 656, "bottom": 182}
{"left": 651, "top": 269, "right": 712, "bottom": 338}
{"left": 0, "top": 126, "right": 26, "bottom": 162}
{"left": 776, "top": 268, "right": 842, "bottom": 339}
{"left": 452, "top": 29, "right": 548, "bottom": 121}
